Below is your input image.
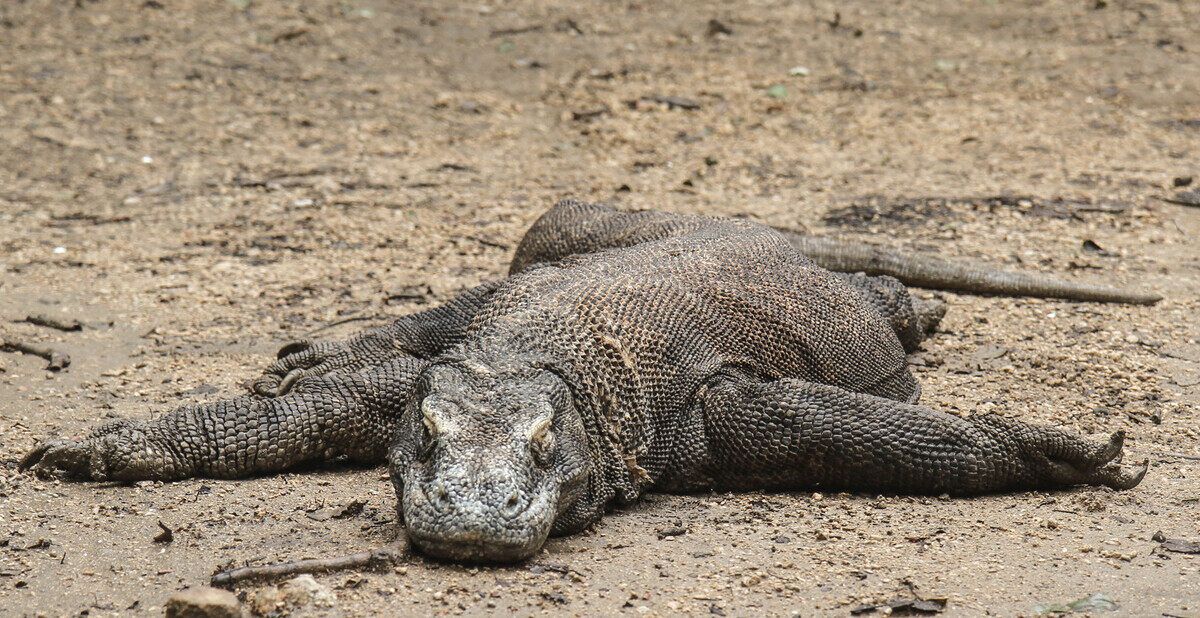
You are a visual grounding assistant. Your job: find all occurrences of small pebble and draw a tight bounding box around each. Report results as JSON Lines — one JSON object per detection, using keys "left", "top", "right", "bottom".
{"left": 164, "top": 587, "right": 240, "bottom": 618}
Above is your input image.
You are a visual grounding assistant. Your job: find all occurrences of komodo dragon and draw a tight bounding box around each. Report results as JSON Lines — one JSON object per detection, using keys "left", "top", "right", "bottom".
{"left": 21, "top": 199, "right": 1152, "bottom": 563}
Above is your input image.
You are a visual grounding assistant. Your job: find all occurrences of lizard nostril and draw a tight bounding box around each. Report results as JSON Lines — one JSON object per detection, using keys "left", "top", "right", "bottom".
{"left": 429, "top": 482, "right": 452, "bottom": 512}
{"left": 502, "top": 490, "right": 523, "bottom": 516}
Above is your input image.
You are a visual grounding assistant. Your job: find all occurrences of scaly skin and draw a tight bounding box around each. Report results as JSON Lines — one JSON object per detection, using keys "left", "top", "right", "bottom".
{"left": 20, "top": 199, "right": 1149, "bottom": 563}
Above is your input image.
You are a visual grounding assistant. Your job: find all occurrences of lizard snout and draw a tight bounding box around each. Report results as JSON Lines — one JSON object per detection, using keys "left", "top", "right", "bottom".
{"left": 401, "top": 462, "right": 556, "bottom": 563}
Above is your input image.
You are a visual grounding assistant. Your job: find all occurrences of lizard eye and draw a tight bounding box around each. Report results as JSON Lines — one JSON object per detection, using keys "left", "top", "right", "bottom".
{"left": 530, "top": 417, "right": 555, "bottom": 467}
{"left": 418, "top": 400, "right": 441, "bottom": 462}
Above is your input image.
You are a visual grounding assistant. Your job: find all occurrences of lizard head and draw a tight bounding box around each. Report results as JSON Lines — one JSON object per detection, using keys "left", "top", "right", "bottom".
{"left": 388, "top": 355, "right": 592, "bottom": 562}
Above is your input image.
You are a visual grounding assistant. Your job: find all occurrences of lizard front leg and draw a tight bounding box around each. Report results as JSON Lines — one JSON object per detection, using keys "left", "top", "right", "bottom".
{"left": 20, "top": 356, "right": 425, "bottom": 481}
{"left": 252, "top": 280, "right": 499, "bottom": 396}
{"left": 700, "top": 377, "right": 1147, "bottom": 494}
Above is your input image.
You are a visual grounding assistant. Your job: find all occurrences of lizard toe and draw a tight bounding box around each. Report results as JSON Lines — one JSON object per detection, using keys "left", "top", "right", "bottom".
{"left": 275, "top": 368, "right": 308, "bottom": 396}
{"left": 18, "top": 441, "right": 53, "bottom": 472}
{"left": 1104, "top": 460, "right": 1152, "bottom": 492}
{"left": 251, "top": 345, "right": 333, "bottom": 397}
{"left": 1094, "top": 430, "right": 1125, "bottom": 466}
{"left": 251, "top": 374, "right": 284, "bottom": 397}
{"left": 914, "top": 296, "right": 948, "bottom": 334}
{"left": 276, "top": 340, "right": 313, "bottom": 359}
{"left": 1041, "top": 432, "right": 1145, "bottom": 491}
{"left": 1097, "top": 459, "right": 1149, "bottom": 491}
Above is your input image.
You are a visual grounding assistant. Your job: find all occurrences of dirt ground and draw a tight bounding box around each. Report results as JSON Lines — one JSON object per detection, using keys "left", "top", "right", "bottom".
{"left": 1, "top": 0, "right": 1198, "bottom": 615}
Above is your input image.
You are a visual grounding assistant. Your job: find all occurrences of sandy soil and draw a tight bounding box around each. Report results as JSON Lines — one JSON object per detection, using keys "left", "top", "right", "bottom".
{"left": 1, "top": 0, "right": 1198, "bottom": 615}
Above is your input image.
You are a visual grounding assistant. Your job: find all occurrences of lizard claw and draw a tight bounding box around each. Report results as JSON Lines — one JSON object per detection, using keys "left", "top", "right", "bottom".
{"left": 251, "top": 340, "right": 337, "bottom": 397}
{"left": 1090, "top": 430, "right": 1146, "bottom": 490}
{"left": 252, "top": 360, "right": 319, "bottom": 397}
{"left": 251, "top": 340, "right": 318, "bottom": 396}
{"left": 275, "top": 368, "right": 307, "bottom": 397}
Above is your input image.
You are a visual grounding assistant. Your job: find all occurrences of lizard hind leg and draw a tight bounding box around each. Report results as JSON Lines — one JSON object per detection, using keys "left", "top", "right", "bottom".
{"left": 700, "top": 376, "right": 1149, "bottom": 494}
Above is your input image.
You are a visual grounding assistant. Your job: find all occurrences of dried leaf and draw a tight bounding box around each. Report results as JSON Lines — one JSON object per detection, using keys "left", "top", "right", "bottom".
{"left": 1161, "top": 538, "right": 1200, "bottom": 554}
{"left": 656, "top": 526, "right": 687, "bottom": 540}
{"left": 154, "top": 521, "right": 174, "bottom": 544}
{"left": 306, "top": 500, "right": 368, "bottom": 522}
{"left": 852, "top": 597, "right": 946, "bottom": 615}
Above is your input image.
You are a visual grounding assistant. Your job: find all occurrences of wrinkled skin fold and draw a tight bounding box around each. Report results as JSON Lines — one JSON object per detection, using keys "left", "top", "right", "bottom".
{"left": 20, "top": 199, "right": 1149, "bottom": 562}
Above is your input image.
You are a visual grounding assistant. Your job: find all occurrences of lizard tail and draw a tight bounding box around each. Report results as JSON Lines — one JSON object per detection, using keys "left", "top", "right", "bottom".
{"left": 784, "top": 233, "right": 1162, "bottom": 305}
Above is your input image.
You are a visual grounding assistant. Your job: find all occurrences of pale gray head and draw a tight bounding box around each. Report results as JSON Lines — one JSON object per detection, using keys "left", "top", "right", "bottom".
{"left": 389, "top": 354, "right": 592, "bottom": 562}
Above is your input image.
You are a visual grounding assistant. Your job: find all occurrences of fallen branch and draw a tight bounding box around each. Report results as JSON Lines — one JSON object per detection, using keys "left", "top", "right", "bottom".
{"left": 211, "top": 539, "right": 409, "bottom": 588}
{"left": 303, "top": 314, "right": 382, "bottom": 337}
{"left": 489, "top": 24, "right": 544, "bottom": 37}
{"left": 466, "top": 234, "right": 510, "bottom": 250}
{"left": 21, "top": 314, "right": 83, "bottom": 332}
{"left": 43, "top": 213, "right": 132, "bottom": 227}
{"left": 639, "top": 95, "right": 701, "bottom": 110}
{"left": 0, "top": 338, "right": 71, "bottom": 370}
{"left": 1156, "top": 451, "right": 1200, "bottom": 462}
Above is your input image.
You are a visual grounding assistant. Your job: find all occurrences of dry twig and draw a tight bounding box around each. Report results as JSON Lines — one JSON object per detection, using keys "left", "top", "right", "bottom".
{"left": 0, "top": 337, "right": 71, "bottom": 370}
{"left": 211, "top": 539, "right": 409, "bottom": 587}
{"left": 21, "top": 314, "right": 83, "bottom": 331}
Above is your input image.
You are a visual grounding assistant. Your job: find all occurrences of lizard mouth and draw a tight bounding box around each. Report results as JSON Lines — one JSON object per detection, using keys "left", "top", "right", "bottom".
{"left": 407, "top": 529, "right": 548, "bottom": 563}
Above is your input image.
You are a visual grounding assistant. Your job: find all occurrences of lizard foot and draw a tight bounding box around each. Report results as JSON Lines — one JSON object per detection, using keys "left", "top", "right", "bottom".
{"left": 1041, "top": 430, "right": 1148, "bottom": 491}
{"left": 19, "top": 420, "right": 189, "bottom": 482}
{"left": 20, "top": 439, "right": 93, "bottom": 479}
{"left": 251, "top": 328, "right": 406, "bottom": 397}
{"left": 252, "top": 339, "right": 359, "bottom": 397}
{"left": 974, "top": 415, "right": 1149, "bottom": 491}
